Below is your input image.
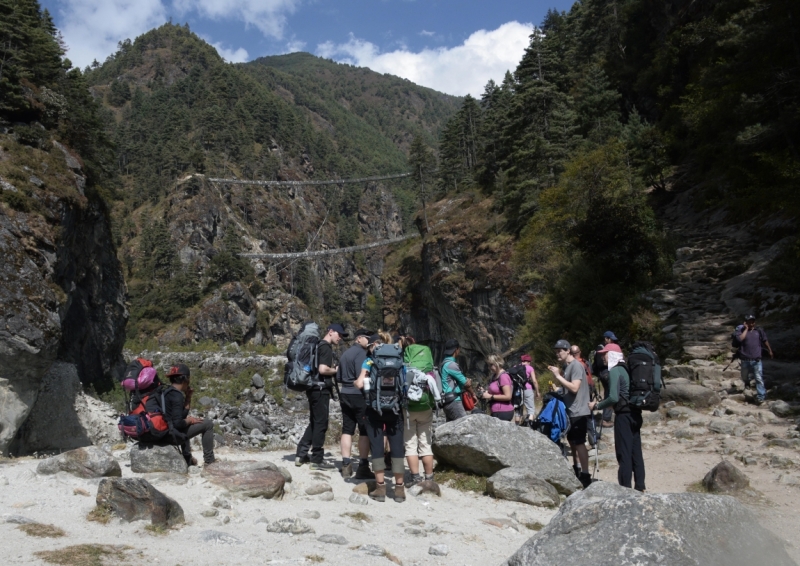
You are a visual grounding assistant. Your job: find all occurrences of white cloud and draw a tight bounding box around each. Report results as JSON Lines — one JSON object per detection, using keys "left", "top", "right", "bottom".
{"left": 173, "top": 0, "right": 299, "bottom": 39}
{"left": 55, "top": 0, "right": 167, "bottom": 68}
{"left": 419, "top": 30, "right": 435, "bottom": 37}
{"left": 212, "top": 42, "right": 249, "bottom": 63}
{"left": 284, "top": 39, "right": 307, "bottom": 53}
{"left": 315, "top": 21, "right": 533, "bottom": 97}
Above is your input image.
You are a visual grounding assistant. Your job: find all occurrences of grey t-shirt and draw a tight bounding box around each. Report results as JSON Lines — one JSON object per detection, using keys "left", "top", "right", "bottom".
{"left": 338, "top": 344, "right": 367, "bottom": 395}
{"left": 563, "top": 359, "right": 591, "bottom": 418}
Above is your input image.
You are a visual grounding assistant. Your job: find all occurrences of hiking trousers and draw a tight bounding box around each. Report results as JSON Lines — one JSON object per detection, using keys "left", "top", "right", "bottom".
{"left": 181, "top": 418, "right": 215, "bottom": 464}
{"left": 296, "top": 388, "right": 331, "bottom": 464}
{"left": 443, "top": 399, "right": 467, "bottom": 422}
{"left": 614, "top": 411, "right": 645, "bottom": 491}
{"left": 363, "top": 408, "right": 405, "bottom": 474}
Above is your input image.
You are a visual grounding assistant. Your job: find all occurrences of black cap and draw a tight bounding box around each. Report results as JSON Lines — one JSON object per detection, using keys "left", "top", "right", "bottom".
{"left": 744, "top": 314, "right": 756, "bottom": 321}
{"left": 444, "top": 338, "right": 460, "bottom": 356}
{"left": 367, "top": 334, "right": 381, "bottom": 346}
{"left": 327, "top": 323, "right": 350, "bottom": 338}
{"left": 167, "top": 363, "right": 191, "bottom": 378}
{"left": 354, "top": 328, "right": 373, "bottom": 338}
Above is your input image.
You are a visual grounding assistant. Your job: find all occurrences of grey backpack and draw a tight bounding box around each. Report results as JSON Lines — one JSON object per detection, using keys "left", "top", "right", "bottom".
{"left": 367, "top": 344, "right": 406, "bottom": 413}
{"left": 284, "top": 321, "right": 320, "bottom": 392}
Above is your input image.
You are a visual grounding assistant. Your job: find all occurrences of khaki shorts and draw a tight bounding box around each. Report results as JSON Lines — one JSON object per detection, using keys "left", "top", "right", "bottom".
{"left": 404, "top": 409, "right": 433, "bottom": 457}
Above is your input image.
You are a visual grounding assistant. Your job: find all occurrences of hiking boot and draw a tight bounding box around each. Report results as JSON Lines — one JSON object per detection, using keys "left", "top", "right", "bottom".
{"left": 204, "top": 457, "right": 216, "bottom": 466}
{"left": 369, "top": 482, "right": 386, "bottom": 502}
{"left": 354, "top": 464, "right": 375, "bottom": 480}
{"left": 309, "top": 461, "right": 336, "bottom": 471}
{"left": 579, "top": 472, "right": 593, "bottom": 488}
{"left": 295, "top": 456, "right": 309, "bottom": 467}
{"left": 394, "top": 483, "right": 406, "bottom": 503}
{"left": 341, "top": 462, "right": 353, "bottom": 479}
{"left": 407, "top": 474, "right": 423, "bottom": 486}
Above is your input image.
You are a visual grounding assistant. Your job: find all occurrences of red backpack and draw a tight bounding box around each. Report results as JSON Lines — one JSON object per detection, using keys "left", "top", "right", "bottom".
{"left": 118, "top": 386, "right": 171, "bottom": 441}
{"left": 578, "top": 357, "right": 594, "bottom": 387}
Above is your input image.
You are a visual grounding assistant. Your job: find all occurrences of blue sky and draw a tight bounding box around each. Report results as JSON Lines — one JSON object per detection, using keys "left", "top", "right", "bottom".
{"left": 40, "top": 0, "right": 576, "bottom": 96}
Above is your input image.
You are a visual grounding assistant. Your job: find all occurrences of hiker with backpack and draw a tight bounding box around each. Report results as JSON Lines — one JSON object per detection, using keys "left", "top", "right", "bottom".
{"left": 402, "top": 338, "right": 441, "bottom": 485}
{"left": 337, "top": 328, "right": 375, "bottom": 480}
{"left": 163, "top": 364, "right": 216, "bottom": 467}
{"left": 355, "top": 332, "right": 407, "bottom": 502}
{"left": 295, "top": 323, "right": 347, "bottom": 470}
{"left": 520, "top": 354, "right": 540, "bottom": 424}
{"left": 548, "top": 339, "right": 593, "bottom": 488}
{"left": 439, "top": 339, "right": 471, "bottom": 422}
{"left": 481, "top": 355, "right": 515, "bottom": 421}
{"left": 592, "top": 344, "right": 614, "bottom": 428}
{"left": 589, "top": 344, "right": 645, "bottom": 491}
{"left": 734, "top": 315, "right": 773, "bottom": 405}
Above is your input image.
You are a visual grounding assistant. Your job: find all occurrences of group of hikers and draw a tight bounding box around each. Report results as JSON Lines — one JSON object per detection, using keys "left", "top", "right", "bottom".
{"left": 287, "top": 323, "right": 658, "bottom": 501}
{"left": 117, "top": 313, "right": 773, "bottom": 504}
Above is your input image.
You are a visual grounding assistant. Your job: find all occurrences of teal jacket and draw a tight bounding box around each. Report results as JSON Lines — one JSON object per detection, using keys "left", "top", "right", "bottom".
{"left": 440, "top": 356, "right": 467, "bottom": 401}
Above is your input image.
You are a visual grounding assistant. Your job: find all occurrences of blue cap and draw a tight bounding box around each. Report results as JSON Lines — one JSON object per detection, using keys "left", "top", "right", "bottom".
{"left": 327, "top": 323, "right": 349, "bottom": 338}
{"left": 603, "top": 331, "right": 618, "bottom": 341}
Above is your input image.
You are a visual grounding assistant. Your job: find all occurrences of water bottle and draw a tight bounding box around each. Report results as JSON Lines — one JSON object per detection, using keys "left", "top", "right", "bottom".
{"left": 363, "top": 376, "right": 371, "bottom": 393}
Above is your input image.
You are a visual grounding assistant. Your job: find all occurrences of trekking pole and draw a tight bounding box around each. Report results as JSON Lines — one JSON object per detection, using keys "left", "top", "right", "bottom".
{"left": 592, "top": 410, "right": 604, "bottom": 480}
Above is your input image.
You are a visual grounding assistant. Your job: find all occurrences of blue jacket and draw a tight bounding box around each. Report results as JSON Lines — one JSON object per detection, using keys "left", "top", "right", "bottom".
{"left": 539, "top": 396, "right": 569, "bottom": 443}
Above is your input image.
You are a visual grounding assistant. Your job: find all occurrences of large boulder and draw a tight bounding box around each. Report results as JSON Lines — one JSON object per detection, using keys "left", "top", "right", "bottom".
{"left": 11, "top": 362, "right": 119, "bottom": 454}
{"left": 486, "top": 467, "right": 561, "bottom": 508}
{"left": 432, "top": 414, "right": 581, "bottom": 494}
{"left": 702, "top": 460, "right": 750, "bottom": 493}
{"left": 130, "top": 444, "right": 188, "bottom": 474}
{"left": 37, "top": 446, "right": 121, "bottom": 478}
{"left": 504, "top": 482, "right": 795, "bottom": 566}
{"left": 201, "top": 460, "right": 285, "bottom": 498}
{"left": 96, "top": 477, "right": 184, "bottom": 527}
{"left": 661, "top": 382, "right": 721, "bottom": 408}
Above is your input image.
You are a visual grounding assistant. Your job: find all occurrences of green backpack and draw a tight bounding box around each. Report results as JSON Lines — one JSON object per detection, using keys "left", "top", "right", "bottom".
{"left": 404, "top": 344, "right": 434, "bottom": 373}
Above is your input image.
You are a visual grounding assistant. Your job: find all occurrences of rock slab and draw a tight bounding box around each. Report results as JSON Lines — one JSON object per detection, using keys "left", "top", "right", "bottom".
{"left": 503, "top": 482, "right": 794, "bottom": 566}
{"left": 96, "top": 477, "right": 184, "bottom": 527}
{"left": 130, "top": 444, "right": 188, "bottom": 475}
{"left": 433, "top": 414, "right": 581, "bottom": 494}
{"left": 487, "top": 467, "right": 561, "bottom": 508}
{"left": 702, "top": 460, "right": 750, "bottom": 493}
{"left": 201, "top": 460, "right": 285, "bottom": 498}
{"left": 661, "top": 383, "right": 721, "bottom": 408}
{"left": 37, "top": 446, "right": 121, "bottom": 478}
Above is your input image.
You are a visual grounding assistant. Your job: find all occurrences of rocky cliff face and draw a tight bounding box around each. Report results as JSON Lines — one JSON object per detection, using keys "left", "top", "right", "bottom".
{"left": 383, "top": 194, "right": 529, "bottom": 373}
{"left": 0, "top": 135, "right": 127, "bottom": 456}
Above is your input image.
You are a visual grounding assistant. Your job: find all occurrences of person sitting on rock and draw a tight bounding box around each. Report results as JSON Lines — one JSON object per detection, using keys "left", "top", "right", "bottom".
{"left": 164, "top": 364, "right": 216, "bottom": 467}
{"left": 548, "top": 339, "right": 592, "bottom": 488}
{"left": 589, "top": 344, "right": 645, "bottom": 492}
{"left": 520, "top": 354, "right": 540, "bottom": 424}
{"left": 481, "top": 355, "right": 515, "bottom": 421}
{"left": 337, "top": 327, "right": 375, "bottom": 480}
{"left": 735, "top": 314, "right": 773, "bottom": 405}
{"left": 440, "top": 339, "right": 471, "bottom": 422}
{"left": 355, "top": 332, "right": 406, "bottom": 503}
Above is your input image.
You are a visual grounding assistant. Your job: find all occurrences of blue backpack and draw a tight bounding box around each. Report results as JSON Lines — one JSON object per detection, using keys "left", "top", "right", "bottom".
{"left": 533, "top": 394, "right": 569, "bottom": 443}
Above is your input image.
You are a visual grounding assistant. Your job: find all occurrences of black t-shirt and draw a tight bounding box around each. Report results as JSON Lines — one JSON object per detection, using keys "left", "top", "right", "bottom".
{"left": 316, "top": 340, "right": 334, "bottom": 385}
{"left": 338, "top": 344, "right": 367, "bottom": 394}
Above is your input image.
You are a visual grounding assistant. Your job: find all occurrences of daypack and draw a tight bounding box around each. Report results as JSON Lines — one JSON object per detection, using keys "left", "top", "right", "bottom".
{"left": 532, "top": 394, "right": 570, "bottom": 443}
{"left": 368, "top": 343, "right": 406, "bottom": 414}
{"left": 627, "top": 341, "right": 663, "bottom": 412}
{"left": 121, "top": 357, "right": 153, "bottom": 383}
{"left": 577, "top": 357, "right": 594, "bottom": 387}
{"left": 406, "top": 367, "right": 441, "bottom": 411}
{"left": 122, "top": 366, "right": 158, "bottom": 393}
{"left": 118, "top": 385, "right": 171, "bottom": 441}
{"left": 505, "top": 365, "right": 528, "bottom": 409}
{"left": 404, "top": 344, "right": 434, "bottom": 373}
{"left": 284, "top": 321, "right": 321, "bottom": 392}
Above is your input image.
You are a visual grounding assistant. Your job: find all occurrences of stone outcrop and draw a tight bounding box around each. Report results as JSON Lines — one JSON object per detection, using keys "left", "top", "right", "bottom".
{"left": 201, "top": 460, "right": 285, "bottom": 498}
{"left": 432, "top": 414, "right": 581, "bottom": 494}
{"left": 37, "top": 446, "right": 121, "bottom": 478}
{"left": 96, "top": 477, "right": 184, "bottom": 527}
{"left": 702, "top": 460, "right": 750, "bottom": 493}
{"left": 504, "top": 482, "right": 795, "bottom": 566}
{"left": 486, "top": 467, "right": 561, "bottom": 508}
{"left": 0, "top": 134, "right": 127, "bottom": 456}
{"left": 661, "top": 382, "right": 721, "bottom": 408}
{"left": 130, "top": 444, "right": 188, "bottom": 474}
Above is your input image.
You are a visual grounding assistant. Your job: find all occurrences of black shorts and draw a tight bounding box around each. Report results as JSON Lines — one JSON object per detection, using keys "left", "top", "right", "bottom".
{"left": 341, "top": 392, "right": 368, "bottom": 436}
{"left": 567, "top": 415, "right": 588, "bottom": 445}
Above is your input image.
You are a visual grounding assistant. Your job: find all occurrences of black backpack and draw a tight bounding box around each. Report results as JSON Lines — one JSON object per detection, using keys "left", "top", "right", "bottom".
{"left": 505, "top": 365, "right": 527, "bottom": 409}
{"left": 626, "top": 341, "right": 663, "bottom": 412}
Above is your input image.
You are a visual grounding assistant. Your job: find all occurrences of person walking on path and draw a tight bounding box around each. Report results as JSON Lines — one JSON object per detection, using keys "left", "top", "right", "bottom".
{"left": 589, "top": 343, "right": 645, "bottom": 491}
{"left": 735, "top": 314, "right": 773, "bottom": 405}
{"left": 296, "top": 323, "right": 347, "bottom": 470}
{"left": 440, "top": 339, "right": 471, "bottom": 422}
{"left": 520, "top": 354, "right": 539, "bottom": 423}
{"left": 481, "top": 355, "right": 515, "bottom": 421}
{"left": 548, "top": 339, "right": 592, "bottom": 488}
{"left": 355, "top": 332, "right": 406, "bottom": 502}
{"left": 337, "top": 328, "right": 375, "bottom": 480}
{"left": 163, "top": 364, "right": 216, "bottom": 467}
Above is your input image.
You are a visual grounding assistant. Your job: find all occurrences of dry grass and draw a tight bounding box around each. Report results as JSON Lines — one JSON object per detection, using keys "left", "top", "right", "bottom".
{"left": 341, "top": 511, "right": 371, "bottom": 522}
{"left": 434, "top": 465, "right": 487, "bottom": 494}
{"left": 144, "top": 523, "right": 169, "bottom": 536}
{"left": 111, "top": 443, "right": 127, "bottom": 451}
{"left": 383, "top": 550, "right": 403, "bottom": 565}
{"left": 73, "top": 488, "right": 90, "bottom": 497}
{"left": 18, "top": 523, "right": 66, "bottom": 538}
{"left": 34, "top": 544, "right": 130, "bottom": 566}
{"left": 525, "top": 521, "right": 545, "bottom": 531}
{"left": 305, "top": 555, "right": 325, "bottom": 563}
{"left": 86, "top": 505, "right": 113, "bottom": 524}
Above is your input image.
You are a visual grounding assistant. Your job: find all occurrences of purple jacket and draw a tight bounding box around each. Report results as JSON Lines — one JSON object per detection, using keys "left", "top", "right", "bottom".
{"left": 736, "top": 326, "right": 768, "bottom": 360}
